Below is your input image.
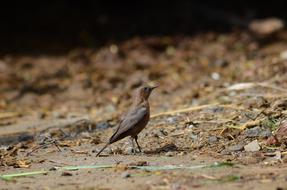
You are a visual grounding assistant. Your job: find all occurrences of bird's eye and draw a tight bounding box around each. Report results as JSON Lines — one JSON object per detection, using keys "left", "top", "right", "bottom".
{"left": 144, "top": 87, "right": 149, "bottom": 92}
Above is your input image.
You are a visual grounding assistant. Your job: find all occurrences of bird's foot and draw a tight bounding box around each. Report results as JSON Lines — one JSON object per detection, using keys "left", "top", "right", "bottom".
{"left": 137, "top": 151, "right": 144, "bottom": 156}
{"left": 127, "top": 147, "right": 138, "bottom": 155}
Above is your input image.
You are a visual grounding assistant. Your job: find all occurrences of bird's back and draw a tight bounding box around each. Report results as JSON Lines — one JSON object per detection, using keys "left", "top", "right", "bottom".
{"left": 109, "top": 102, "right": 149, "bottom": 144}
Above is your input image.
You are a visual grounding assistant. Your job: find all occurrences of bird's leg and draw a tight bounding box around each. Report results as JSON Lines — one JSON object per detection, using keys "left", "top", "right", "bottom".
{"left": 96, "top": 143, "right": 109, "bottom": 157}
{"left": 129, "top": 137, "right": 136, "bottom": 154}
{"left": 134, "top": 135, "right": 142, "bottom": 153}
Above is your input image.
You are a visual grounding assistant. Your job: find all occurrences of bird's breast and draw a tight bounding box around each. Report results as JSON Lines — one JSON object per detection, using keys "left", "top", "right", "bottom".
{"left": 131, "top": 112, "right": 150, "bottom": 137}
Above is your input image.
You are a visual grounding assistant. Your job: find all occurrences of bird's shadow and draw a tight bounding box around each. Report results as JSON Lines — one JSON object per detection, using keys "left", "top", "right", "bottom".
{"left": 143, "top": 143, "right": 179, "bottom": 155}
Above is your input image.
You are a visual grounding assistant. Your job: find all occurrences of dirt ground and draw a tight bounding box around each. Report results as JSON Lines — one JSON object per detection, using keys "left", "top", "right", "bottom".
{"left": 1, "top": 30, "right": 287, "bottom": 190}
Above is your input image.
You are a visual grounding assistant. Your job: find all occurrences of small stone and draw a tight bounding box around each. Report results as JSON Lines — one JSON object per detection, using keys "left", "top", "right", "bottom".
{"left": 121, "top": 172, "right": 131, "bottom": 178}
{"left": 244, "top": 140, "right": 261, "bottom": 152}
{"left": 226, "top": 144, "right": 244, "bottom": 152}
{"left": 243, "top": 127, "right": 261, "bottom": 137}
{"left": 213, "top": 59, "right": 229, "bottom": 68}
{"left": 165, "top": 151, "right": 175, "bottom": 157}
{"left": 167, "top": 117, "right": 177, "bottom": 124}
{"left": 159, "top": 129, "right": 168, "bottom": 136}
{"left": 61, "top": 171, "right": 73, "bottom": 176}
{"left": 188, "top": 124, "right": 195, "bottom": 129}
{"left": 218, "top": 96, "right": 232, "bottom": 104}
{"left": 208, "top": 136, "right": 218, "bottom": 144}
{"left": 260, "top": 130, "right": 272, "bottom": 138}
{"left": 110, "top": 44, "right": 118, "bottom": 54}
{"left": 190, "top": 134, "right": 198, "bottom": 142}
{"left": 211, "top": 72, "right": 220, "bottom": 80}
{"left": 244, "top": 127, "right": 272, "bottom": 138}
{"left": 52, "top": 111, "right": 65, "bottom": 119}
{"left": 126, "top": 147, "right": 136, "bottom": 154}
{"left": 96, "top": 121, "right": 112, "bottom": 130}
{"left": 221, "top": 149, "right": 231, "bottom": 155}
{"left": 49, "top": 167, "right": 58, "bottom": 171}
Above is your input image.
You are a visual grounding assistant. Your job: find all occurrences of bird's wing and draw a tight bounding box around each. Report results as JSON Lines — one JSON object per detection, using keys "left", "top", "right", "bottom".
{"left": 109, "top": 106, "right": 148, "bottom": 143}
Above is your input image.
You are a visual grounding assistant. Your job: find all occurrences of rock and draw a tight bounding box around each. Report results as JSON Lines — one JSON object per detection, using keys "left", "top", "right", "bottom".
{"left": 167, "top": 117, "right": 177, "bottom": 124}
{"left": 220, "top": 149, "right": 231, "bottom": 155}
{"left": 126, "top": 147, "right": 135, "bottom": 154}
{"left": 212, "top": 59, "right": 229, "bottom": 68}
{"left": 244, "top": 127, "right": 272, "bottom": 138}
{"left": 260, "top": 130, "right": 272, "bottom": 138}
{"left": 187, "top": 124, "right": 196, "bottom": 129}
{"left": 226, "top": 144, "right": 244, "bottom": 152}
{"left": 157, "top": 143, "right": 178, "bottom": 153}
{"left": 52, "top": 111, "right": 66, "bottom": 119}
{"left": 49, "top": 167, "right": 58, "bottom": 171}
{"left": 211, "top": 72, "right": 220, "bottom": 80}
{"left": 121, "top": 172, "right": 131, "bottom": 178}
{"left": 159, "top": 129, "right": 168, "bottom": 136}
{"left": 127, "top": 161, "right": 148, "bottom": 166}
{"left": 190, "top": 134, "right": 198, "bottom": 142}
{"left": 274, "top": 151, "right": 282, "bottom": 160}
{"left": 208, "top": 136, "right": 218, "bottom": 144}
{"left": 165, "top": 151, "right": 175, "bottom": 157}
{"left": 244, "top": 140, "right": 261, "bottom": 152}
{"left": 218, "top": 96, "right": 232, "bottom": 104}
{"left": 61, "top": 171, "right": 73, "bottom": 176}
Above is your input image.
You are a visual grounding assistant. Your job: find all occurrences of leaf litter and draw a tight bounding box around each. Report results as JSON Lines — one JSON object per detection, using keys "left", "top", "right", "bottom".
{"left": 1, "top": 30, "right": 287, "bottom": 189}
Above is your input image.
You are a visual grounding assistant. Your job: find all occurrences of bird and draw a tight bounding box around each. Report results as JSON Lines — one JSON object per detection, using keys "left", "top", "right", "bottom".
{"left": 96, "top": 85, "right": 157, "bottom": 157}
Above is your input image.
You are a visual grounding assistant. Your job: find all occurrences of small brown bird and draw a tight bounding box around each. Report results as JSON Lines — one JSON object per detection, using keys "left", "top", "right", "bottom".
{"left": 96, "top": 85, "right": 157, "bottom": 157}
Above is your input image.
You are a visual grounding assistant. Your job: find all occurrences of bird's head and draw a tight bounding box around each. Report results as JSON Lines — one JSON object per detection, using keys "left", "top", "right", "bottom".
{"left": 135, "top": 85, "right": 158, "bottom": 102}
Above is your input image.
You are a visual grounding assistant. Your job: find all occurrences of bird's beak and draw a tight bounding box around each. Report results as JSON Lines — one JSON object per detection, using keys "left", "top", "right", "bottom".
{"left": 150, "top": 85, "right": 158, "bottom": 90}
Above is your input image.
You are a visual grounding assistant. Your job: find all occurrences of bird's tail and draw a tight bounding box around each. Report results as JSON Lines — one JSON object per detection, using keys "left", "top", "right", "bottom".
{"left": 96, "top": 143, "right": 109, "bottom": 157}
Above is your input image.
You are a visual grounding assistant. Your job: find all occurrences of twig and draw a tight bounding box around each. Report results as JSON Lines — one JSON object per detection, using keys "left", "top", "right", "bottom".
{"left": 26, "top": 137, "right": 63, "bottom": 156}
{"left": 0, "top": 112, "right": 21, "bottom": 120}
{"left": 151, "top": 104, "right": 246, "bottom": 118}
{"left": 258, "top": 83, "right": 287, "bottom": 93}
{"left": 237, "top": 119, "right": 263, "bottom": 130}
{"left": 219, "top": 118, "right": 264, "bottom": 134}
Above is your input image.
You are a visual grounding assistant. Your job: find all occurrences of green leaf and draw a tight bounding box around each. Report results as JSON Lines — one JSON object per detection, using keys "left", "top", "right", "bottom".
{"left": 0, "top": 171, "right": 48, "bottom": 181}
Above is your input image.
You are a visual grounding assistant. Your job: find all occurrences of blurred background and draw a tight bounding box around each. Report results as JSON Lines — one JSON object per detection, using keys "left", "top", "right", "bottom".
{"left": 1, "top": 0, "right": 287, "bottom": 54}
{"left": 2, "top": 2, "right": 287, "bottom": 188}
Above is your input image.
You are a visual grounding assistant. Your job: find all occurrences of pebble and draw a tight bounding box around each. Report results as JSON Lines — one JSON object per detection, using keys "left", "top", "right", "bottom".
{"left": 167, "top": 117, "right": 177, "bottom": 124}
{"left": 244, "top": 140, "right": 261, "bottom": 152}
{"left": 226, "top": 144, "right": 244, "bottom": 152}
{"left": 244, "top": 127, "right": 272, "bottom": 138}
{"left": 190, "top": 134, "right": 198, "bottom": 142}
{"left": 213, "top": 59, "right": 229, "bottom": 68}
{"left": 211, "top": 72, "right": 220, "bottom": 80}
{"left": 121, "top": 172, "right": 131, "bottom": 178}
{"left": 187, "top": 124, "right": 196, "bottom": 129}
{"left": 61, "top": 171, "right": 73, "bottom": 176}
{"left": 208, "top": 136, "right": 218, "bottom": 143}
{"left": 96, "top": 121, "right": 112, "bottom": 130}
{"left": 126, "top": 147, "right": 136, "bottom": 154}
{"left": 165, "top": 151, "right": 175, "bottom": 157}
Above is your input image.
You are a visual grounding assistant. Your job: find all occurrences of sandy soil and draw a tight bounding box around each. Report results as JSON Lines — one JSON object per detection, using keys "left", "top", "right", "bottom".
{"left": 1, "top": 30, "right": 287, "bottom": 189}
